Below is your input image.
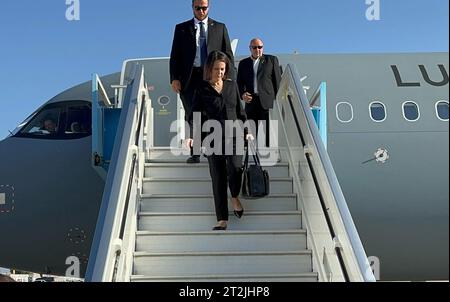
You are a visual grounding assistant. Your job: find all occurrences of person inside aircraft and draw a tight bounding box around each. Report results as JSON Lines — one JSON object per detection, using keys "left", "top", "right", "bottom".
{"left": 42, "top": 118, "right": 58, "bottom": 134}
{"left": 65, "top": 105, "right": 91, "bottom": 135}
{"left": 70, "top": 122, "right": 81, "bottom": 133}
{"left": 18, "top": 106, "right": 61, "bottom": 136}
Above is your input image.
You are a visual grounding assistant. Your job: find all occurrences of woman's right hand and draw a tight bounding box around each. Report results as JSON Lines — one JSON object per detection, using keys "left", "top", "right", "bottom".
{"left": 185, "top": 139, "right": 194, "bottom": 149}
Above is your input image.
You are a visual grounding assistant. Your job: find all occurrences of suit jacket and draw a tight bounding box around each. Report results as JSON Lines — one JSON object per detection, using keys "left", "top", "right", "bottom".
{"left": 189, "top": 80, "right": 247, "bottom": 139}
{"left": 170, "top": 18, "right": 235, "bottom": 89}
{"left": 237, "top": 54, "right": 282, "bottom": 110}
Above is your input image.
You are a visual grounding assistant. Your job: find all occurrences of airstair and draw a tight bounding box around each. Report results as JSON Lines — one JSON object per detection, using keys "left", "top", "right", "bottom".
{"left": 132, "top": 149, "right": 315, "bottom": 282}
{"left": 85, "top": 61, "right": 375, "bottom": 282}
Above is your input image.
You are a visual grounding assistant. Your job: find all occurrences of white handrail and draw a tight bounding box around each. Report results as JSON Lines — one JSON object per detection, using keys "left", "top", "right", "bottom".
{"left": 85, "top": 65, "right": 150, "bottom": 282}
{"left": 275, "top": 64, "right": 375, "bottom": 282}
{"left": 96, "top": 74, "right": 114, "bottom": 108}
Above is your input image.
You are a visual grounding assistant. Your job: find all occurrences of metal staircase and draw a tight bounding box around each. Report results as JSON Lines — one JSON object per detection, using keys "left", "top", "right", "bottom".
{"left": 85, "top": 61, "right": 376, "bottom": 282}
{"left": 131, "top": 152, "right": 318, "bottom": 282}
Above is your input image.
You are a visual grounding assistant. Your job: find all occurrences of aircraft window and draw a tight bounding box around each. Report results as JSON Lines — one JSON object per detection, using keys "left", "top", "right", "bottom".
{"left": 336, "top": 102, "right": 354, "bottom": 123}
{"left": 369, "top": 102, "right": 386, "bottom": 122}
{"left": 402, "top": 101, "right": 420, "bottom": 122}
{"left": 436, "top": 101, "right": 449, "bottom": 121}
{"left": 16, "top": 101, "right": 91, "bottom": 140}
{"left": 20, "top": 108, "right": 61, "bottom": 136}
{"left": 65, "top": 105, "right": 91, "bottom": 135}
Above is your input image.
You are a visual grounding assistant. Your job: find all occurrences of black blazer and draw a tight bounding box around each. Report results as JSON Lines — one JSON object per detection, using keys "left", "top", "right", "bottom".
{"left": 170, "top": 18, "right": 235, "bottom": 89}
{"left": 237, "top": 54, "right": 282, "bottom": 110}
{"left": 189, "top": 80, "right": 247, "bottom": 139}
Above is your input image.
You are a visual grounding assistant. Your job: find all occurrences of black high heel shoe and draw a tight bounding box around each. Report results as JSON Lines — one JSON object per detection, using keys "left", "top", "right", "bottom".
{"left": 234, "top": 208, "right": 244, "bottom": 219}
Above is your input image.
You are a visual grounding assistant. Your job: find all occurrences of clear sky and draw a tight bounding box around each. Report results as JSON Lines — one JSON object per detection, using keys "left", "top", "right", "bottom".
{"left": 0, "top": 0, "right": 448, "bottom": 139}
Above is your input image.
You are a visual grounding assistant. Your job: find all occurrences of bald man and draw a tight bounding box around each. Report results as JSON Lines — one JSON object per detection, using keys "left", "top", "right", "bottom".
{"left": 237, "top": 38, "right": 281, "bottom": 147}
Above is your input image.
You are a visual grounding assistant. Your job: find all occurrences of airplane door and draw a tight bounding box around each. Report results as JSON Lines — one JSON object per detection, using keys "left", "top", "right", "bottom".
{"left": 121, "top": 59, "right": 178, "bottom": 147}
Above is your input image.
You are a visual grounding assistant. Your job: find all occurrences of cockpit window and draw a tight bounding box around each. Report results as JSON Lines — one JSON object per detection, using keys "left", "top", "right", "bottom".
{"left": 436, "top": 101, "right": 449, "bottom": 121}
{"left": 65, "top": 105, "right": 91, "bottom": 135}
{"left": 20, "top": 108, "right": 61, "bottom": 136}
{"left": 370, "top": 102, "right": 386, "bottom": 122}
{"left": 16, "top": 101, "right": 91, "bottom": 140}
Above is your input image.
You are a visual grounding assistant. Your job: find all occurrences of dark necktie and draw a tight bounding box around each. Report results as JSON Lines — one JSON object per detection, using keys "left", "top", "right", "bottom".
{"left": 199, "top": 22, "right": 207, "bottom": 67}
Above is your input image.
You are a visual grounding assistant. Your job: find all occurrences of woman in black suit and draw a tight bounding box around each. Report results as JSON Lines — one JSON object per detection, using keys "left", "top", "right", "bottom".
{"left": 187, "top": 51, "right": 253, "bottom": 230}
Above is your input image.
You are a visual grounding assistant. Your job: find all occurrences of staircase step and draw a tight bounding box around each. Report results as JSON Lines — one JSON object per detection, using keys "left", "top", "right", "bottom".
{"left": 138, "top": 212, "right": 302, "bottom": 232}
{"left": 148, "top": 149, "right": 206, "bottom": 162}
{"left": 148, "top": 148, "right": 283, "bottom": 164}
{"left": 135, "top": 230, "right": 307, "bottom": 253}
{"left": 131, "top": 273, "right": 318, "bottom": 282}
{"left": 140, "top": 194, "right": 298, "bottom": 212}
{"left": 142, "top": 178, "right": 293, "bottom": 195}
{"left": 145, "top": 162, "right": 289, "bottom": 178}
{"left": 131, "top": 149, "right": 317, "bottom": 282}
{"left": 133, "top": 251, "right": 313, "bottom": 276}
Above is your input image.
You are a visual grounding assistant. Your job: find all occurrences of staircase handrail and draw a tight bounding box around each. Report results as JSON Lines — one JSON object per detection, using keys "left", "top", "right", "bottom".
{"left": 275, "top": 63, "right": 375, "bottom": 282}
{"left": 85, "top": 64, "right": 151, "bottom": 281}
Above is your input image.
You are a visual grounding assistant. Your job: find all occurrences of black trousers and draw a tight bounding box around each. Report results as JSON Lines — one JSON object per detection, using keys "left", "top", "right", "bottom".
{"left": 245, "top": 96, "right": 270, "bottom": 147}
{"left": 180, "top": 67, "right": 204, "bottom": 156}
{"left": 207, "top": 154, "right": 243, "bottom": 222}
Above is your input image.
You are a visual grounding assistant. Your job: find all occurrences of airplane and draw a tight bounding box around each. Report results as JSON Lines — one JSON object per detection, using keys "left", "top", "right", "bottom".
{"left": 0, "top": 51, "right": 448, "bottom": 281}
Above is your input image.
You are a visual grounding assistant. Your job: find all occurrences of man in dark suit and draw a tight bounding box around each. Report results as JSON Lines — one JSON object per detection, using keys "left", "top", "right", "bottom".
{"left": 170, "top": 0, "right": 235, "bottom": 163}
{"left": 237, "top": 38, "right": 281, "bottom": 147}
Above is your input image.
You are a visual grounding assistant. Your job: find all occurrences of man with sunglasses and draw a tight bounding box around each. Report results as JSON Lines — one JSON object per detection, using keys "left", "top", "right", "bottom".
{"left": 237, "top": 38, "right": 282, "bottom": 147}
{"left": 170, "top": 0, "right": 235, "bottom": 164}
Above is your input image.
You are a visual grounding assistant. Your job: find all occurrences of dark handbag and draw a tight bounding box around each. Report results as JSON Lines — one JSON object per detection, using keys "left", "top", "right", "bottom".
{"left": 242, "top": 142, "right": 270, "bottom": 198}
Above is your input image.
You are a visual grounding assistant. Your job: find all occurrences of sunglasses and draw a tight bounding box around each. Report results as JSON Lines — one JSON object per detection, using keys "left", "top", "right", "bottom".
{"left": 195, "top": 6, "right": 209, "bottom": 11}
{"left": 251, "top": 46, "right": 264, "bottom": 50}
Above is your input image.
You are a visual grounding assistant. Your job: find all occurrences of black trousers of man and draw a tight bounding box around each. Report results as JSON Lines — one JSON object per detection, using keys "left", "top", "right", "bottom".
{"left": 245, "top": 95, "right": 270, "bottom": 147}
{"left": 207, "top": 152, "right": 243, "bottom": 222}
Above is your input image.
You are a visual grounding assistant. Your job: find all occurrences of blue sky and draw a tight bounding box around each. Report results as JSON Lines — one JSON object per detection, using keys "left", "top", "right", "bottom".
{"left": 0, "top": 0, "right": 448, "bottom": 139}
